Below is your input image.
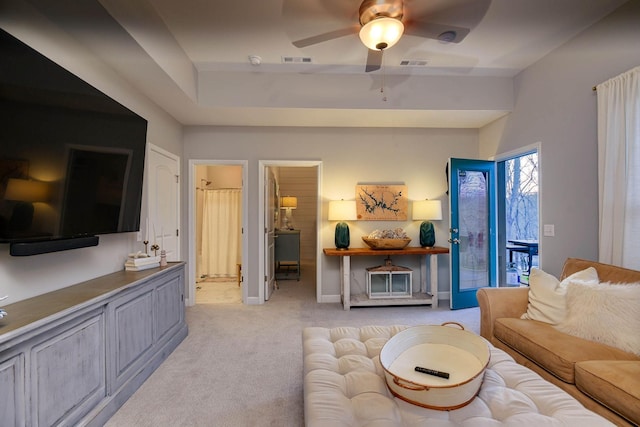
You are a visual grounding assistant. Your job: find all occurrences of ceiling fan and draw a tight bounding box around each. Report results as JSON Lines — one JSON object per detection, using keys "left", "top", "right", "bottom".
{"left": 290, "top": 0, "right": 491, "bottom": 72}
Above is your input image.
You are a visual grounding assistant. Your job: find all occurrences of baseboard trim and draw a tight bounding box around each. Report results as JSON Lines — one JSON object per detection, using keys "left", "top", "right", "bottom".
{"left": 320, "top": 295, "right": 341, "bottom": 303}
{"left": 246, "top": 296, "right": 261, "bottom": 305}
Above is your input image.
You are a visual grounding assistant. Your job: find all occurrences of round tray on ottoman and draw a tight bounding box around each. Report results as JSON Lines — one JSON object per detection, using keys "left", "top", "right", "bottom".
{"left": 379, "top": 322, "right": 491, "bottom": 410}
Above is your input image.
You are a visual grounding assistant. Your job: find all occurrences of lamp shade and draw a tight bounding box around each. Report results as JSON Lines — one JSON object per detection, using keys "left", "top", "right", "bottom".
{"left": 4, "top": 178, "right": 49, "bottom": 202}
{"left": 412, "top": 200, "right": 443, "bottom": 221}
{"left": 359, "top": 17, "right": 404, "bottom": 51}
{"left": 280, "top": 196, "right": 297, "bottom": 209}
{"left": 328, "top": 200, "right": 357, "bottom": 221}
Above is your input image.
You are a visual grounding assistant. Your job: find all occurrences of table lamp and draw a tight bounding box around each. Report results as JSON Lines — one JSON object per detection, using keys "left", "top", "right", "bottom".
{"left": 280, "top": 196, "right": 297, "bottom": 229}
{"left": 328, "top": 200, "right": 357, "bottom": 249}
{"left": 4, "top": 178, "right": 50, "bottom": 231}
{"left": 412, "top": 199, "right": 442, "bottom": 247}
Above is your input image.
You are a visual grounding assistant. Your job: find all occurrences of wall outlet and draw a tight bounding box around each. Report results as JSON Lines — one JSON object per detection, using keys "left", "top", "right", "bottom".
{"left": 543, "top": 224, "right": 555, "bottom": 237}
{"left": 136, "top": 231, "right": 142, "bottom": 242}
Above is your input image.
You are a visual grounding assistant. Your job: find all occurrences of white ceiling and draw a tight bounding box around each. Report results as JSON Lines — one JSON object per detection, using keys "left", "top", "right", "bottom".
{"left": 31, "top": 0, "right": 630, "bottom": 128}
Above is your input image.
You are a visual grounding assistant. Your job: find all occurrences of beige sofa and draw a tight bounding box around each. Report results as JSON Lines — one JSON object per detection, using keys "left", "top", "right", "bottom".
{"left": 478, "top": 258, "right": 640, "bottom": 426}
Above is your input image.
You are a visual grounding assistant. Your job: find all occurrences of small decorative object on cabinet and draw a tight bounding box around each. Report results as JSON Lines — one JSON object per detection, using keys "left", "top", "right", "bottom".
{"left": 366, "top": 257, "right": 413, "bottom": 299}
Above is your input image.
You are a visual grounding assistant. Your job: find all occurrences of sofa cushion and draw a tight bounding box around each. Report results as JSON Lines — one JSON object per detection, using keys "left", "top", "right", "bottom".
{"left": 494, "top": 318, "right": 640, "bottom": 383}
{"left": 556, "top": 281, "right": 640, "bottom": 356}
{"left": 521, "top": 267, "right": 598, "bottom": 325}
{"left": 575, "top": 360, "right": 640, "bottom": 424}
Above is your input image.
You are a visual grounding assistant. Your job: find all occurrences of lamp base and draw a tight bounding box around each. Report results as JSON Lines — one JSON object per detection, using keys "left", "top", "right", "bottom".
{"left": 419, "top": 221, "right": 436, "bottom": 247}
{"left": 335, "top": 222, "right": 350, "bottom": 249}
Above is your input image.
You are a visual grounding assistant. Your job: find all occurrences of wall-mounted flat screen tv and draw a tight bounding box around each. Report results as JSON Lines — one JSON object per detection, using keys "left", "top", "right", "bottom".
{"left": 0, "top": 28, "right": 147, "bottom": 249}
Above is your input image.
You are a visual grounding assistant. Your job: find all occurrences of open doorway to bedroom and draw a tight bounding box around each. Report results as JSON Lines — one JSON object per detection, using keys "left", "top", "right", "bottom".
{"left": 195, "top": 164, "right": 244, "bottom": 304}
{"left": 260, "top": 161, "right": 321, "bottom": 304}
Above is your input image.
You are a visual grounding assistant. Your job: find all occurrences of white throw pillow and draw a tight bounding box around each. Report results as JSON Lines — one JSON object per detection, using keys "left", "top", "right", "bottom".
{"left": 520, "top": 267, "right": 599, "bottom": 325}
{"left": 555, "top": 281, "right": 640, "bottom": 356}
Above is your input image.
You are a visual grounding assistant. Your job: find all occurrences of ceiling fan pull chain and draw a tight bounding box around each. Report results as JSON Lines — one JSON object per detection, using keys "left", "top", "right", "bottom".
{"left": 381, "top": 53, "right": 387, "bottom": 102}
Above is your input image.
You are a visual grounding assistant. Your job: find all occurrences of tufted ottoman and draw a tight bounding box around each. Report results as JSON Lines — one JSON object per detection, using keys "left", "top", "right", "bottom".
{"left": 303, "top": 325, "right": 614, "bottom": 426}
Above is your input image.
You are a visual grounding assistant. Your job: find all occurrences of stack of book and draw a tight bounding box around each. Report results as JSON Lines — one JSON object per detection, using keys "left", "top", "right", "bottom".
{"left": 124, "top": 255, "right": 161, "bottom": 271}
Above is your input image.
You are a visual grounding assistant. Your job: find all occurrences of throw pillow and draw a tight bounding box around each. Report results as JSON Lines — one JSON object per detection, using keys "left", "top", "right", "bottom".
{"left": 555, "top": 281, "right": 640, "bottom": 356}
{"left": 520, "top": 267, "right": 599, "bottom": 325}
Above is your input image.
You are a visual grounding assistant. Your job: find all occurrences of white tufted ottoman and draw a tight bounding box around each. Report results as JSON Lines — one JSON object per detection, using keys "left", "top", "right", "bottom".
{"left": 303, "top": 325, "right": 614, "bottom": 426}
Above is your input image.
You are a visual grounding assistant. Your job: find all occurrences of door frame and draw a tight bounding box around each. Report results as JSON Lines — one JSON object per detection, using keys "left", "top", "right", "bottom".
{"left": 258, "top": 160, "right": 322, "bottom": 304}
{"left": 187, "top": 159, "right": 249, "bottom": 306}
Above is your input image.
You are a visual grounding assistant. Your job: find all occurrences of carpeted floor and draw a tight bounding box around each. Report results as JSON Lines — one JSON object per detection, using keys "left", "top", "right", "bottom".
{"left": 105, "top": 261, "right": 480, "bottom": 427}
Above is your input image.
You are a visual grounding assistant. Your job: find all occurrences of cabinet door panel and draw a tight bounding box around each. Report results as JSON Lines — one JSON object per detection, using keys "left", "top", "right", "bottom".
{"left": 275, "top": 232, "right": 300, "bottom": 262}
{"left": 0, "top": 353, "right": 25, "bottom": 427}
{"left": 113, "top": 290, "right": 154, "bottom": 384}
{"left": 156, "top": 274, "right": 182, "bottom": 343}
{"left": 31, "top": 311, "right": 105, "bottom": 427}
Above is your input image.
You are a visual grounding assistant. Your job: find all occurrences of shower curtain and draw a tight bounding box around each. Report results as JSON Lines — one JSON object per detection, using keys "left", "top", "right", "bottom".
{"left": 198, "top": 189, "right": 242, "bottom": 279}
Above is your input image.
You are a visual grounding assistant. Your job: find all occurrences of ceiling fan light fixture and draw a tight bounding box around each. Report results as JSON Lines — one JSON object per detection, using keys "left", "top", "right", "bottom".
{"left": 359, "top": 17, "right": 404, "bottom": 51}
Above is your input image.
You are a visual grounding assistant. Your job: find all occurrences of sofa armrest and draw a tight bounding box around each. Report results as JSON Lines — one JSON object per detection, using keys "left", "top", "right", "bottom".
{"left": 477, "top": 287, "right": 530, "bottom": 343}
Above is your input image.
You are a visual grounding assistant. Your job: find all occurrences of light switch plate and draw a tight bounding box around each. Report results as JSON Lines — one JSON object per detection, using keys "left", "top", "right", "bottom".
{"left": 543, "top": 224, "right": 555, "bottom": 237}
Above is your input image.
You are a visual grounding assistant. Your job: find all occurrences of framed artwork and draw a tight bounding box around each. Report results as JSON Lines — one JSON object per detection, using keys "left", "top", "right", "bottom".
{"left": 356, "top": 184, "right": 408, "bottom": 220}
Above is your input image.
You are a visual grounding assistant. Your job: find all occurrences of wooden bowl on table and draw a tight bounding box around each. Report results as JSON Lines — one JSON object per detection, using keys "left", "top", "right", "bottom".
{"left": 362, "top": 237, "right": 411, "bottom": 250}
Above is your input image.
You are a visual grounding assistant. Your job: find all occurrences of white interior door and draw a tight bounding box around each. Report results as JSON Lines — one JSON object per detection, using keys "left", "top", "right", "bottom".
{"left": 264, "top": 167, "right": 277, "bottom": 300}
{"left": 148, "top": 145, "right": 180, "bottom": 261}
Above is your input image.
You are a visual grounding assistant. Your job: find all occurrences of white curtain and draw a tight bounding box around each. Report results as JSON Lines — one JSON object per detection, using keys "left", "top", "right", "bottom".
{"left": 597, "top": 66, "right": 640, "bottom": 269}
{"left": 199, "top": 189, "right": 242, "bottom": 277}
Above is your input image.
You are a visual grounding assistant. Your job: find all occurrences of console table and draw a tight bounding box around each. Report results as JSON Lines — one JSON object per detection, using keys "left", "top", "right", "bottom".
{"left": 323, "top": 247, "right": 449, "bottom": 310}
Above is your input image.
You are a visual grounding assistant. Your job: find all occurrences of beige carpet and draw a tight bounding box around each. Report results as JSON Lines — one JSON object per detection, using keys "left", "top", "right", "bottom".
{"left": 105, "top": 261, "right": 480, "bottom": 427}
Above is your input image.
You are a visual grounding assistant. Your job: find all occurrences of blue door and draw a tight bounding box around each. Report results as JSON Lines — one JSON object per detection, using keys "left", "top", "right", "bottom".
{"left": 449, "top": 158, "right": 498, "bottom": 309}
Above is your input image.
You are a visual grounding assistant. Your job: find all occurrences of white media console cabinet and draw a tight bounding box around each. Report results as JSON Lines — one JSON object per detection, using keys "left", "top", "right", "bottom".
{"left": 0, "top": 262, "right": 188, "bottom": 426}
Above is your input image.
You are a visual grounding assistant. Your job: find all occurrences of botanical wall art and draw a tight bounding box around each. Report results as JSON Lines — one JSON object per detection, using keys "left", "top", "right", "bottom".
{"left": 356, "top": 184, "right": 408, "bottom": 220}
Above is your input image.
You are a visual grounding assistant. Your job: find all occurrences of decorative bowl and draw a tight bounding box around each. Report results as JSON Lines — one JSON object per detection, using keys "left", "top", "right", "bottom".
{"left": 362, "top": 237, "right": 411, "bottom": 250}
{"left": 380, "top": 323, "right": 490, "bottom": 410}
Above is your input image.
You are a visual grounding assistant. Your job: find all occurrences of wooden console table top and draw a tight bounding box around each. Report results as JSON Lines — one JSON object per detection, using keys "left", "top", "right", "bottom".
{"left": 323, "top": 246, "right": 449, "bottom": 257}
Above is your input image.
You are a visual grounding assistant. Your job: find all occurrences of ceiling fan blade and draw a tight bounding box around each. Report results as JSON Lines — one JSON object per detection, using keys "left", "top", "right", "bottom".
{"left": 365, "top": 49, "right": 382, "bottom": 73}
{"left": 404, "top": 21, "right": 470, "bottom": 43}
{"left": 292, "top": 26, "right": 359, "bottom": 48}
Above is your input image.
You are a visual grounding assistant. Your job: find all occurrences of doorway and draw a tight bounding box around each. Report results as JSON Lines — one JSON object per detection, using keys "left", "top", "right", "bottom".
{"left": 259, "top": 161, "right": 321, "bottom": 304}
{"left": 192, "top": 162, "right": 247, "bottom": 305}
{"left": 448, "top": 145, "right": 540, "bottom": 308}
{"left": 498, "top": 148, "right": 540, "bottom": 286}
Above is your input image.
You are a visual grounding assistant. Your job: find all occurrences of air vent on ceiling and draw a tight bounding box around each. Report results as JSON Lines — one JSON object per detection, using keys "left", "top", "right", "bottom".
{"left": 400, "top": 60, "right": 429, "bottom": 67}
{"left": 282, "top": 56, "right": 313, "bottom": 64}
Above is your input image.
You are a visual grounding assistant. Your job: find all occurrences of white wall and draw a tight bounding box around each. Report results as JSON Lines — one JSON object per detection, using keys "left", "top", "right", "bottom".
{"left": 0, "top": 2, "right": 183, "bottom": 304}
{"left": 183, "top": 127, "right": 479, "bottom": 301}
{"left": 479, "top": 0, "right": 640, "bottom": 276}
